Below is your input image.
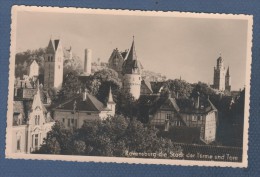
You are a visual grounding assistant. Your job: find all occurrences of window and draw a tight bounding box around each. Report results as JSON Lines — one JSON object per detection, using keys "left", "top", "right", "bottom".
{"left": 198, "top": 115, "right": 202, "bottom": 121}
{"left": 166, "top": 114, "right": 171, "bottom": 120}
{"left": 192, "top": 115, "right": 197, "bottom": 121}
{"left": 68, "top": 119, "right": 70, "bottom": 127}
{"left": 35, "top": 134, "right": 38, "bottom": 148}
{"left": 62, "top": 118, "right": 65, "bottom": 123}
{"left": 71, "top": 119, "right": 74, "bottom": 124}
{"left": 87, "top": 113, "right": 91, "bottom": 115}
{"left": 58, "top": 65, "right": 60, "bottom": 69}
{"left": 35, "top": 116, "right": 37, "bottom": 125}
{"left": 17, "top": 137, "right": 21, "bottom": 151}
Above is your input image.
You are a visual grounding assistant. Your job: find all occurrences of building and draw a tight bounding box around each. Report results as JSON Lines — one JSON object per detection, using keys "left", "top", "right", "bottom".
{"left": 148, "top": 94, "right": 218, "bottom": 144}
{"left": 28, "top": 60, "right": 39, "bottom": 79}
{"left": 122, "top": 37, "right": 143, "bottom": 100}
{"left": 44, "top": 39, "right": 64, "bottom": 90}
{"left": 211, "top": 55, "right": 231, "bottom": 92}
{"left": 12, "top": 86, "right": 54, "bottom": 153}
{"left": 108, "top": 48, "right": 125, "bottom": 79}
{"left": 140, "top": 79, "right": 153, "bottom": 95}
{"left": 53, "top": 88, "right": 115, "bottom": 129}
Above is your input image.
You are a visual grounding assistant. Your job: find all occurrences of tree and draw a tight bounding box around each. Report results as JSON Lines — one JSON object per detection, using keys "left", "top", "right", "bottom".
{"left": 37, "top": 122, "right": 74, "bottom": 155}
{"left": 165, "top": 79, "right": 192, "bottom": 98}
{"left": 57, "top": 71, "right": 82, "bottom": 100}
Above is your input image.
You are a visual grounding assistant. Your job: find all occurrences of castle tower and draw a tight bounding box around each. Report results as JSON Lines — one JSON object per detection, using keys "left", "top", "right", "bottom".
{"left": 212, "top": 54, "right": 226, "bottom": 91}
{"left": 107, "top": 86, "right": 116, "bottom": 116}
{"left": 225, "top": 66, "right": 231, "bottom": 91}
{"left": 122, "top": 37, "right": 142, "bottom": 100}
{"left": 84, "top": 49, "right": 92, "bottom": 75}
{"left": 44, "top": 39, "right": 64, "bottom": 90}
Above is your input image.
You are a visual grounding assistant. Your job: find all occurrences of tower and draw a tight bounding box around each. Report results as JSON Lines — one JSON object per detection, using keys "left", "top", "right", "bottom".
{"left": 107, "top": 86, "right": 116, "bottom": 116}
{"left": 84, "top": 49, "right": 92, "bottom": 75}
{"left": 122, "top": 37, "right": 142, "bottom": 100}
{"left": 212, "top": 54, "right": 226, "bottom": 91}
{"left": 225, "top": 66, "right": 231, "bottom": 92}
{"left": 44, "top": 39, "right": 64, "bottom": 90}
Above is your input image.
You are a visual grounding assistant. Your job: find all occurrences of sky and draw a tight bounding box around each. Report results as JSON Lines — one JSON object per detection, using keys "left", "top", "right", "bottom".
{"left": 15, "top": 10, "right": 249, "bottom": 90}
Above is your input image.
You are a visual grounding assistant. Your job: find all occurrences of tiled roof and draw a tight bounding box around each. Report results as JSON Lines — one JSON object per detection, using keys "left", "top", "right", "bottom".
{"left": 55, "top": 94, "right": 109, "bottom": 112}
{"left": 176, "top": 97, "right": 216, "bottom": 114}
{"left": 150, "top": 82, "right": 165, "bottom": 93}
{"left": 108, "top": 49, "right": 124, "bottom": 65}
{"left": 141, "top": 79, "right": 153, "bottom": 93}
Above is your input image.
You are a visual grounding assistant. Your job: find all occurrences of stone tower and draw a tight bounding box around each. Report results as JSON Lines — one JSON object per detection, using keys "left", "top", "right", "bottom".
{"left": 122, "top": 37, "right": 142, "bottom": 100}
{"left": 84, "top": 49, "right": 92, "bottom": 76}
{"left": 225, "top": 66, "right": 231, "bottom": 92}
{"left": 212, "top": 55, "right": 226, "bottom": 91}
{"left": 44, "top": 39, "right": 64, "bottom": 90}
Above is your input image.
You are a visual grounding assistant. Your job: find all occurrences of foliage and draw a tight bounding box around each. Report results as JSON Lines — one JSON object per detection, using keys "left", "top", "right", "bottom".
{"left": 164, "top": 79, "right": 193, "bottom": 98}
{"left": 191, "top": 82, "right": 216, "bottom": 99}
{"left": 36, "top": 115, "right": 176, "bottom": 157}
{"left": 56, "top": 71, "right": 82, "bottom": 100}
{"left": 15, "top": 48, "right": 46, "bottom": 78}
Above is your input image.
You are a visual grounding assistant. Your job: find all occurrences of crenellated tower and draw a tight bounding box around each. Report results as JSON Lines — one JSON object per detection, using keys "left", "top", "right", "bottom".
{"left": 212, "top": 54, "right": 226, "bottom": 91}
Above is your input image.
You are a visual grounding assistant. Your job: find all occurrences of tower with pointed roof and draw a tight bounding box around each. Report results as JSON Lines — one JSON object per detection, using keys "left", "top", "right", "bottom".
{"left": 106, "top": 86, "right": 116, "bottom": 116}
{"left": 225, "top": 66, "right": 231, "bottom": 91}
{"left": 44, "top": 38, "right": 64, "bottom": 90}
{"left": 122, "top": 37, "right": 142, "bottom": 100}
{"left": 212, "top": 54, "right": 231, "bottom": 91}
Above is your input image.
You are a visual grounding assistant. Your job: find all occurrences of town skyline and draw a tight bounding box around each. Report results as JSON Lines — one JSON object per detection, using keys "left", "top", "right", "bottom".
{"left": 15, "top": 11, "right": 249, "bottom": 90}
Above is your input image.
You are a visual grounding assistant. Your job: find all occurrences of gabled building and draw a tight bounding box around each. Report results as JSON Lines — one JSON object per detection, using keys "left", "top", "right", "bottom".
{"left": 140, "top": 79, "right": 153, "bottom": 95}
{"left": 148, "top": 94, "right": 218, "bottom": 144}
{"left": 108, "top": 48, "right": 125, "bottom": 79}
{"left": 53, "top": 88, "right": 116, "bottom": 129}
{"left": 12, "top": 87, "right": 54, "bottom": 153}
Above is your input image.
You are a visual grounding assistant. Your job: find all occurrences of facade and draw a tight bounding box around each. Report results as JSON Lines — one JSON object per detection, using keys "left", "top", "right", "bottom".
{"left": 53, "top": 88, "right": 115, "bottom": 129}
{"left": 212, "top": 55, "right": 231, "bottom": 92}
{"left": 44, "top": 39, "right": 64, "bottom": 90}
{"left": 12, "top": 87, "right": 54, "bottom": 153}
{"left": 28, "top": 60, "right": 39, "bottom": 78}
{"left": 122, "top": 38, "right": 142, "bottom": 100}
{"left": 108, "top": 48, "right": 125, "bottom": 79}
{"left": 149, "top": 94, "right": 218, "bottom": 144}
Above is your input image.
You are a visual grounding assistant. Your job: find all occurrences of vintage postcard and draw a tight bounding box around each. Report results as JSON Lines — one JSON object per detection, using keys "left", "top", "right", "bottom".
{"left": 6, "top": 5, "right": 252, "bottom": 167}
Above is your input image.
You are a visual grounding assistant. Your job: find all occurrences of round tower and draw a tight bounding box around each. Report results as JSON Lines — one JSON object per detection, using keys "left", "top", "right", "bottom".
{"left": 122, "top": 37, "right": 142, "bottom": 100}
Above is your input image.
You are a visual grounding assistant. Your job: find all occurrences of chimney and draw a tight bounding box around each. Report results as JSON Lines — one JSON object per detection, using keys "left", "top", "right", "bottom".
{"left": 84, "top": 49, "right": 92, "bottom": 75}
{"left": 176, "top": 91, "right": 179, "bottom": 99}
{"left": 83, "top": 89, "right": 87, "bottom": 101}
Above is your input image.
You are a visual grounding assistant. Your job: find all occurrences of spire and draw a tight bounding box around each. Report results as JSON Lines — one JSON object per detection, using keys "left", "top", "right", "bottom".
{"left": 226, "top": 66, "right": 230, "bottom": 77}
{"left": 107, "top": 86, "right": 115, "bottom": 104}
{"left": 31, "top": 83, "right": 42, "bottom": 111}
{"left": 126, "top": 36, "right": 137, "bottom": 61}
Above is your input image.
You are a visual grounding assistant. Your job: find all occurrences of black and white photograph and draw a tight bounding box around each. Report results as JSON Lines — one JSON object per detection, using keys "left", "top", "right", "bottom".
{"left": 6, "top": 6, "right": 252, "bottom": 167}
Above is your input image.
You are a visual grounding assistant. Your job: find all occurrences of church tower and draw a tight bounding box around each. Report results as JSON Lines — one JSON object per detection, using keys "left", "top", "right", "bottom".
{"left": 212, "top": 54, "right": 226, "bottom": 91}
{"left": 225, "top": 66, "right": 231, "bottom": 92}
{"left": 122, "top": 37, "right": 142, "bottom": 100}
{"left": 44, "top": 39, "right": 64, "bottom": 90}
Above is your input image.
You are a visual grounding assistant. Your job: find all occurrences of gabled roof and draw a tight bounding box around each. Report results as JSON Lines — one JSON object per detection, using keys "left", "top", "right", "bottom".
{"left": 226, "top": 66, "right": 230, "bottom": 77}
{"left": 141, "top": 79, "right": 153, "bottom": 93}
{"left": 108, "top": 49, "right": 124, "bottom": 65}
{"left": 55, "top": 93, "right": 110, "bottom": 112}
{"left": 149, "top": 96, "right": 180, "bottom": 115}
{"left": 176, "top": 97, "right": 217, "bottom": 114}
